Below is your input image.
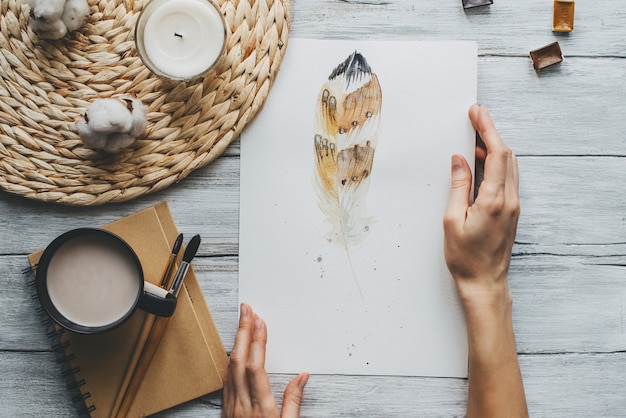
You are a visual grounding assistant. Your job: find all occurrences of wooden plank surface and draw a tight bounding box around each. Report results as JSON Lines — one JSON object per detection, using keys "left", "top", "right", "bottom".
{"left": 2, "top": 0, "right": 625, "bottom": 416}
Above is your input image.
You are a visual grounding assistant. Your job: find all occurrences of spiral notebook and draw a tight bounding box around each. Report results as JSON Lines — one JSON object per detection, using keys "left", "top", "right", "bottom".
{"left": 28, "top": 202, "right": 228, "bottom": 417}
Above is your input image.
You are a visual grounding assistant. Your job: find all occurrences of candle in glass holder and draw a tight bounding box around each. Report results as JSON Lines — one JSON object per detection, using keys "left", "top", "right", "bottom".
{"left": 135, "top": 0, "right": 226, "bottom": 81}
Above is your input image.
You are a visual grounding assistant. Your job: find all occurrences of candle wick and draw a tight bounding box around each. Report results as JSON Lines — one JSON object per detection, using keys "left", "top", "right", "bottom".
{"left": 174, "top": 32, "right": 183, "bottom": 38}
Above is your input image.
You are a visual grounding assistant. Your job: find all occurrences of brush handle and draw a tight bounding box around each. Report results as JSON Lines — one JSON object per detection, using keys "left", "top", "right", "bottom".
{"left": 109, "top": 313, "right": 156, "bottom": 417}
{"left": 114, "top": 316, "right": 170, "bottom": 418}
{"left": 169, "top": 261, "right": 190, "bottom": 297}
{"left": 160, "top": 233, "right": 183, "bottom": 288}
{"left": 159, "top": 253, "right": 177, "bottom": 288}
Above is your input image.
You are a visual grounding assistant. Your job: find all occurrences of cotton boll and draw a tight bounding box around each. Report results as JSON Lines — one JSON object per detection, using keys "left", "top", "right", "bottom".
{"left": 103, "top": 133, "right": 136, "bottom": 153}
{"left": 28, "top": 0, "right": 66, "bottom": 21}
{"left": 29, "top": 16, "right": 63, "bottom": 32}
{"left": 77, "top": 97, "right": 149, "bottom": 152}
{"left": 37, "top": 28, "right": 68, "bottom": 41}
{"left": 76, "top": 117, "right": 107, "bottom": 150}
{"left": 29, "top": 19, "right": 68, "bottom": 40}
{"left": 62, "top": 0, "right": 90, "bottom": 32}
{"left": 78, "top": 117, "right": 137, "bottom": 153}
{"left": 28, "top": 0, "right": 90, "bottom": 40}
{"left": 119, "top": 95, "right": 148, "bottom": 137}
{"left": 75, "top": 116, "right": 90, "bottom": 138}
{"left": 87, "top": 98, "right": 133, "bottom": 134}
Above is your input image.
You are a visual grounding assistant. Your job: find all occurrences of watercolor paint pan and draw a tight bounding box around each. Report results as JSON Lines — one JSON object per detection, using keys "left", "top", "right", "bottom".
{"left": 462, "top": 0, "right": 493, "bottom": 9}
{"left": 529, "top": 41, "right": 563, "bottom": 71}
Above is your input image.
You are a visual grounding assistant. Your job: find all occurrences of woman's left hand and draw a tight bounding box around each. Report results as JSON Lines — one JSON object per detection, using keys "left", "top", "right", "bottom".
{"left": 222, "top": 303, "right": 310, "bottom": 418}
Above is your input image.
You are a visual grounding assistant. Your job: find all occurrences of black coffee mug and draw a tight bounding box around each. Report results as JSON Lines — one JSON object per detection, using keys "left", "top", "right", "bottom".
{"left": 35, "top": 228, "right": 177, "bottom": 334}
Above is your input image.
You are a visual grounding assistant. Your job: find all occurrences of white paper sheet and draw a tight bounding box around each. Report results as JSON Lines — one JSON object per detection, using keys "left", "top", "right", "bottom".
{"left": 239, "top": 39, "right": 476, "bottom": 377}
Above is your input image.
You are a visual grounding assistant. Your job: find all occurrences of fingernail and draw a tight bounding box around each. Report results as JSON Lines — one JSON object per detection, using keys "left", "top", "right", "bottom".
{"left": 240, "top": 303, "right": 249, "bottom": 318}
{"left": 298, "top": 372, "right": 310, "bottom": 389}
{"left": 254, "top": 315, "right": 263, "bottom": 330}
{"left": 451, "top": 155, "right": 464, "bottom": 173}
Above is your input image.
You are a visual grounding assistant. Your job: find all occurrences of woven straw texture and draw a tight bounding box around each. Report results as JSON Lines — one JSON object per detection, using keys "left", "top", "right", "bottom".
{"left": 0, "top": 0, "right": 290, "bottom": 205}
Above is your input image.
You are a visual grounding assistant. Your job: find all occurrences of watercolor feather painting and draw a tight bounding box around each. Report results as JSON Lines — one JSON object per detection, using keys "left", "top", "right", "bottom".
{"left": 239, "top": 39, "right": 476, "bottom": 377}
{"left": 313, "top": 52, "right": 382, "bottom": 294}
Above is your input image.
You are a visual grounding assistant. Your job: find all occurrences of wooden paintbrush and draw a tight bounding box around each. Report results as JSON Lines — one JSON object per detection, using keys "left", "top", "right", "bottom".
{"left": 109, "top": 233, "right": 184, "bottom": 417}
{"left": 160, "top": 233, "right": 184, "bottom": 288}
{"left": 113, "top": 234, "right": 201, "bottom": 418}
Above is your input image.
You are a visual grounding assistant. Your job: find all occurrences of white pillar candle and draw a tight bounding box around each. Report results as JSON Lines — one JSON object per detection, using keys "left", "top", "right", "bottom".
{"left": 135, "top": 0, "right": 226, "bottom": 81}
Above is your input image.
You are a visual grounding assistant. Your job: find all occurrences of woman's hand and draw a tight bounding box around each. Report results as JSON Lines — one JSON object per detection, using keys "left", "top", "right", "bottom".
{"left": 443, "top": 103, "right": 520, "bottom": 307}
{"left": 222, "top": 303, "right": 310, "bottom": 418}
{"left": 444, "top": 104, "right": 528, "bottom": 418}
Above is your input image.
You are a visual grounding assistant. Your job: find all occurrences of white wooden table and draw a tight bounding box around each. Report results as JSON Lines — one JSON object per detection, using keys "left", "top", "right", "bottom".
{"left": 2, "top": 0, "right": 626, "bottom": 416}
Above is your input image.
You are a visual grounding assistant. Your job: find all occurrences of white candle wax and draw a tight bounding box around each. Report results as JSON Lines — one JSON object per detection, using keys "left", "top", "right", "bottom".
{"left": 136, "top": 0, "right": 226, "bottom": 81}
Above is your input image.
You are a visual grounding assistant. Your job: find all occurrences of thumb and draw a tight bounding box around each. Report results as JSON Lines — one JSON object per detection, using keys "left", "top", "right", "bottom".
{"left": 444, "top": 155, "right": 472, "bottom": 224}
{"left": 280, "top": 373, "right": 310, "bottom": 418}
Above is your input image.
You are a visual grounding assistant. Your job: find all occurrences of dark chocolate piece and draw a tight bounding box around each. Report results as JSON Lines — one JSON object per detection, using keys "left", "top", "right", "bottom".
{"left": 529, "top": 42, "right": 563, "bottom": 71}
{"left": 553, "top": 0, "right": 575, "bottom": 32}
{"left": 462, "top": 0, "right": 493, "bottom": 9}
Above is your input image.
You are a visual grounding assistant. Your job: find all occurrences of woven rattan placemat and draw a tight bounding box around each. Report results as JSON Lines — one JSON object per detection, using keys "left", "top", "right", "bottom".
{"left": 0, "top": 0, "right": 290, "bottom": 205}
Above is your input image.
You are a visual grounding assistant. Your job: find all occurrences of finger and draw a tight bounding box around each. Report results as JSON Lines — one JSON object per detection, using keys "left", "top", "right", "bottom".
{"left": 228, "top": 303, "right": 255, "bottom": 400}
{"left": 475, "top": 130, "right": 487, "bottom": 162}
{"left": 246, "top": 316, "right": 276, "bottom": 411}
{"left": 511, "top": 153, "right": 519, "bottom": 192}
{"left": 444, "top": 154, "right": 472, "bottom": 228}
{"left": 506, "top": 154, "right": 521, "bottom": 221}
{"left": 475, "top": 144, "right": 487, "bottom": 161}
{"left": 469, "top": 104, "right": 506, "bottom": 154}
{"left": 280, "top": 373, "right": 310, "bottom": 418}
{"left": 506, "top": 153, "right": 518, "bottom": 194}
{"left": 469, "top": 104, "right": 509, "bottom": 190}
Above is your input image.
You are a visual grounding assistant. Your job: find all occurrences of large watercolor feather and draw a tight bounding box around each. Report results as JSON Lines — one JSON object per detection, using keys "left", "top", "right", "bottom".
{"left": 313, "top": 51, "right": 382, "bottom": 293}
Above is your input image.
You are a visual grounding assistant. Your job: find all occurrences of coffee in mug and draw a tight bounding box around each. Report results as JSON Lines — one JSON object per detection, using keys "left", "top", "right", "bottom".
{"left": 35, "top": 228, "right": 177, "bottom": 334}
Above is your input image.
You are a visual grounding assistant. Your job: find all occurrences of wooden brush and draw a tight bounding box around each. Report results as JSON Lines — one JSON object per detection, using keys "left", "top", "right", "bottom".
{"left": 112, "top": 234, "right": 201, "bottom": 418}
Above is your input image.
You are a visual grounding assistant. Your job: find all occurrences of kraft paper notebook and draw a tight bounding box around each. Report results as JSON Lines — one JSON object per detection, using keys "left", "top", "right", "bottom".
{"left": 28, "top": 202, "right": 228, "bottom": 417}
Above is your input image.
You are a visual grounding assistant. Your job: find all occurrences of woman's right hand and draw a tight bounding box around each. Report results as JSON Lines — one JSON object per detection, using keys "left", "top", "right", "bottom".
{"left": 443, "top": 104, "right": 520, "bottom": 308}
